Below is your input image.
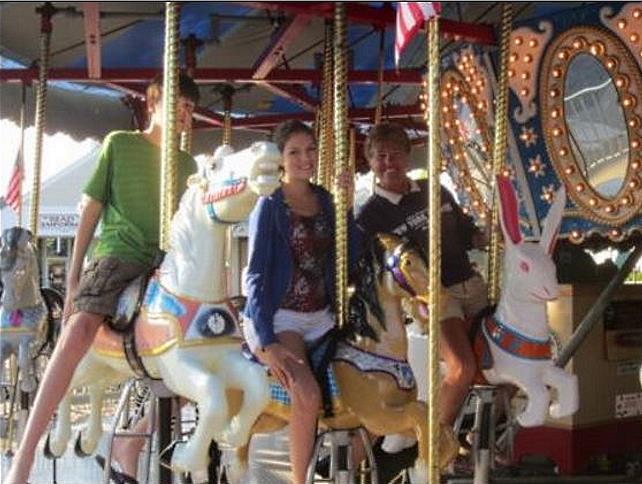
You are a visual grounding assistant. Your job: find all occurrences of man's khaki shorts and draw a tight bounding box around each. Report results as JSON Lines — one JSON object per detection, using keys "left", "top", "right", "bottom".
{"left": 74, "top": 256, "right": 148, "bottom": 318}
{"left": 439, "top": 273, "right": 488, "bottom": 322}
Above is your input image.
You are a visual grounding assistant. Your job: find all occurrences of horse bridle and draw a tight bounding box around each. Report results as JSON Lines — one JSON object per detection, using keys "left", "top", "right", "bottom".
{"left": 384, "top": 243, "right": 418, "bottom": 297}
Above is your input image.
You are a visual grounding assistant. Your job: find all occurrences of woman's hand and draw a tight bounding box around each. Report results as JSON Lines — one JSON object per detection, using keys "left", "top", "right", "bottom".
{"left": 262, "top": 342, "right": 304, "bottom": 390}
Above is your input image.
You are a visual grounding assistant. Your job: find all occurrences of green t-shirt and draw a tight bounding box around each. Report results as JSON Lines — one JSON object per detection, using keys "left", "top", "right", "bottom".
{"left": 83, "top": 131, "right": 196, "bottom": 267}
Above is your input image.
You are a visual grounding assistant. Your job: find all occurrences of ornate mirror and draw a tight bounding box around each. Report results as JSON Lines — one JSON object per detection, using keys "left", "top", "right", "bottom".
{"left": 541, "top": 27, "right": 642, "bottom": 225}
{"left": 564, "top": 53, "right": 629, "bottom": 198}
{"left": 440, "top": 67, "right": 493, "bottom": 219}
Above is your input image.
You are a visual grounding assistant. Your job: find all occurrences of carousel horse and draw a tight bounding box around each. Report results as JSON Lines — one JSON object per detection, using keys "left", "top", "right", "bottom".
{"left": 226, "top": 233, "right": 439, "bottom": 482}
{"left": 472, "top": 176, "right": 579, "bottom": 426}
{"left": 0, "top": 227, "right": 62, "bottom": 395}
{"left": 45, "top": 142, "right": 281, "bottom": 475}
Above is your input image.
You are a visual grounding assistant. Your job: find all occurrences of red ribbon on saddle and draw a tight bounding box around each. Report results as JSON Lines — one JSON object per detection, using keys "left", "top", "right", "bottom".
{"left": 483, "top": 316, "right": 551, "bottom": 360}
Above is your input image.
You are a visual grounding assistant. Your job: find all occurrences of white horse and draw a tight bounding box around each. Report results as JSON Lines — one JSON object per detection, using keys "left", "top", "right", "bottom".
{"left": 45, "top": 142, "right": 281, "bottom": 475}
{"left": 0, "top": 227, "right": 49, "bottom": 395}
{"left": 477, "top": 175, "right": 579, "bottom": 426}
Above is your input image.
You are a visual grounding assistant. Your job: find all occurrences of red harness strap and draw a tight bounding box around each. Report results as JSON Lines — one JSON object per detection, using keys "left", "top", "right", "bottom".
{"left": 483, "top": 316, "right": 551, "bottom": 360}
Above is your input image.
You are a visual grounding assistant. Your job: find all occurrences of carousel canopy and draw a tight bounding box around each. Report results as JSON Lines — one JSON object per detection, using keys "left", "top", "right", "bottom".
{"left": 0, "top": 2, "right": 572, "bottom": 152}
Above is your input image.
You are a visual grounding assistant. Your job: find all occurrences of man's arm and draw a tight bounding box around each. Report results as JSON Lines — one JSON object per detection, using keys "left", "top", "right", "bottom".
{"left": 63, "top": 195, "right": 103, "bottom": 320}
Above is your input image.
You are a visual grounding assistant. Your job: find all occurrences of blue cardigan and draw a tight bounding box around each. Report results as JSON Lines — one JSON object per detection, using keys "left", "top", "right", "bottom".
{"left": 243, "top": 184, "right": 361, "bottom": 349}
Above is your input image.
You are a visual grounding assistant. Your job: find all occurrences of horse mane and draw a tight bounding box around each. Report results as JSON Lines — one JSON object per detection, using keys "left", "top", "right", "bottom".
{"left": 343, "top": 238, "right": 386, "bottom": 342}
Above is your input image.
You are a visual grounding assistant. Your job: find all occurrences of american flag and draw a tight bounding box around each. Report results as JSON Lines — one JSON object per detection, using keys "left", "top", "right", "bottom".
{"left": 395, "top": 2, "right": 442, "bottom": 67}
{"left": 5, "top": 150, "right": 23, "bottom": 213}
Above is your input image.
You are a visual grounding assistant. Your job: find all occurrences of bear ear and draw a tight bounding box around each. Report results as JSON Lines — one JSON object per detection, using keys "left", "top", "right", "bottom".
{"left": 497, "top": 175, "right": 522, "bottom": 247}
{"left": 540, "top": 184, "right": 566, "bottom": 255}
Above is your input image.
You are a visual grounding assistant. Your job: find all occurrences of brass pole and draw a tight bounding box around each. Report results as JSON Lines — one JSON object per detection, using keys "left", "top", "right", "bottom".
{"left": 426, "top": 16, "right": 442, "bottom": 484}
{"left": 488, "top": 3, "right": 513, "bottom": 304}
{"left": 29, "top": 3, "right": 55, "bottom": 238}
{"left": 159, "top": 1, "right": 180, "bottom": 252}
{"left": 317, "top": 21, "right": 334, "bottom": 189}
{"left": 374, "top": 29, "right": 385, "bottom": 125}
{"left": 333, "top": 3, "right": 349, "bottom": 329}
{"left": 17, "top": 83, "right": 27, "bottom": 227}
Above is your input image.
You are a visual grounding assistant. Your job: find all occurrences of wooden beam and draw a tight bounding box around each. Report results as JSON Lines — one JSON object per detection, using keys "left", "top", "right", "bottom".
{"left": 242, "top": 2, "right": 496, "bottom": 45}
{"left": 233, "top": 102, "right": 423, "bottom": 128}
{"left": 106, "top": 82, "right": 226, "bottom": 128}
{"left": 0, "top": 67, "right": 424, "bottom": 85}
{"left": 82, "top": 2, "right": 102, "bottom": 79}
{"left": 252, "top": 14, "right": 312, "bottom": 79}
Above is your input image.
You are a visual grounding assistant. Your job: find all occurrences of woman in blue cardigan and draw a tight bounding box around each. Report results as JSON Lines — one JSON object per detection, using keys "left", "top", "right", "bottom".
{"left": 243, "top": 120, "right": 358, "bottom": 484}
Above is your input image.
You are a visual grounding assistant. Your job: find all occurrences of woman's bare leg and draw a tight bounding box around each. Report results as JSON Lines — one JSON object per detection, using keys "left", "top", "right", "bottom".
{"left": 275, "top": 332, "right": 321, "bottom": 484}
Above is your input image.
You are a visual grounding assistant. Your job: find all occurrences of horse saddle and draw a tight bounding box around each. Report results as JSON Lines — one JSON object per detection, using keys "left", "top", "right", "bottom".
{"left": 106, "top": 273, "right": 151, "bottom": 333}
{"left": 240, "top": 328, "right": 339, "bottom": 417}
{"left": 469, "top": 306, "right": 496, "bottom": 385}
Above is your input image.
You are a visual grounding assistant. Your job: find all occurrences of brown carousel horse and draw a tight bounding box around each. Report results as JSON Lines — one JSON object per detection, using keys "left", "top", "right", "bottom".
{"left": 225, "top": 233, "right": 452, "bottom": 482}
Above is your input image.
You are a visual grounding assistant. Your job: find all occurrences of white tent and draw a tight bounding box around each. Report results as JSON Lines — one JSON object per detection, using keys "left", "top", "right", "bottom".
{"left": 1, "top": 145, "right": 100, "bottom": 237}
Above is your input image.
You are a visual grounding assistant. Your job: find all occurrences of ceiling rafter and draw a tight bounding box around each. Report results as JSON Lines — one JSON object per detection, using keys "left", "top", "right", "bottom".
{"left": 241, "top": 2, "right": 496, "bottom": 44}
{"left": 0, "top": 67, "right": 424, "bottom": 85}
{"left": 81, "top": 2, "right": 102, "bottom": 79}
{"left": 252, "top": 14, "right": 312, "bottom": 79}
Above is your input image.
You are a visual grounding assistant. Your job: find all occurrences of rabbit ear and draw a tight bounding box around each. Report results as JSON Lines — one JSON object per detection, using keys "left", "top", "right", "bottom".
{"left": 497, "top": 175, "right": 522, "bottom": 247}
{"left": 540, "top": 184, "right": 566, "bottom": 255}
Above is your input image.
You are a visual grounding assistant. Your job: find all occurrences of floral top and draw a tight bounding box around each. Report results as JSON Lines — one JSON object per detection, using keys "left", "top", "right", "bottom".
{"left": 280, "top": 209, "right": 332, "bottom": 312}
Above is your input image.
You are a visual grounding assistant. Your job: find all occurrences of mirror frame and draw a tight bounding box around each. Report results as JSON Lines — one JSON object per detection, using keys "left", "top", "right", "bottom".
{"left": 540, "top": 26, "right": 642, "bottom": 226}
{"left": 440, "top": 68, "right": 493, "bottom": 219}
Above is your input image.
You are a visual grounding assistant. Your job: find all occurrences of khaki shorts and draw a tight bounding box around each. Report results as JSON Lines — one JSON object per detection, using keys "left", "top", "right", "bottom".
{"left": 74, "top": 256, "right": 149, "bottom": 318}
{"left": 440, "top": 273, "right": 488, "bottom": 322}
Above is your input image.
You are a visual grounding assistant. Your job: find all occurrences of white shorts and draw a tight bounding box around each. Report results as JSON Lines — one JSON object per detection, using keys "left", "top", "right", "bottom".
{"left": 243, "top": 307, "right": 335, "bottom": 352}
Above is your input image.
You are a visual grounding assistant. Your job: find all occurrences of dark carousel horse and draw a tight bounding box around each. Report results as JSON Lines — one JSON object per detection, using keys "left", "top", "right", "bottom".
{"left": 0, "top": 227, "right": 63, "bottom": 451}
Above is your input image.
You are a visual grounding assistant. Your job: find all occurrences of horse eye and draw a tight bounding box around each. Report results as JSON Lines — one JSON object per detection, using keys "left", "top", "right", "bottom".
{"left": 520, "top": 261, "right": 530, "bottom": 272}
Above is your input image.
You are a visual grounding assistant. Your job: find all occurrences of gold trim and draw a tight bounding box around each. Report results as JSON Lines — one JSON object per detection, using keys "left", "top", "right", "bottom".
{"left": 441, "top": 68, "right": 492, "bottom": 219}
{"left": 508, "top": 22, "right": 554, "bottom": 123}
{"left": 540, "top": 26, "right": 642, "bottom": 226}
{"left": 601, "top": 3, "right": 642, "bottom": 72}
{"left": 0, "top": 327, "right": 41, "bottom": 335}
{"left": 138, "top": 338, "right": 178, "bottom": 357}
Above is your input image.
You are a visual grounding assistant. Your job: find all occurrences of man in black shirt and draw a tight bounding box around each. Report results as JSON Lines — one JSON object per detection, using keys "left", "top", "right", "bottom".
{"left": 356, "top": 123, "right": 489, "bottom": 471}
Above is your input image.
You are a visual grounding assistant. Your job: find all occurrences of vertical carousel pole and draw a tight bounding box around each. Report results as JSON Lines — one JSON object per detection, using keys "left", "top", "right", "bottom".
{"left": 16, "top": 83, "right": 27, "bottom": 227}
{"left": 426, "top": 15, "right": 441, "bottom": 484}
{"left": 159, "top": 3, "right": 180, "bottom": 483}
{"left": 222, "top": 87, "right": 233, "bottom": 146}
{"left": 29, "top": 2, "right": 55, "bottom": 238}
{"left": 333, "top": 3, "right": 348, "bottom": 329}
{"left": 160, "top": 1, "right": 180, "bottom": 252}
{"left": 374, "top": 29, "right": 385, "bottom": 125}
{"left": 487, "top": 3, "right": 513, "bottom": 305}
{"left": 317, "top": 21, "right": 334, "bottom": 189}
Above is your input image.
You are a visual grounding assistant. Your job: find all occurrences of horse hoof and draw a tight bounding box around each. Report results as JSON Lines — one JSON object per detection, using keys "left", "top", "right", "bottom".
{"left": 74, "top": 431, "right": 92, "bottom": 458}
{"left": 171, "top": 442, "right": 208, "bottom": 475}
{"left": 43, "top": 434, "right": 58, "bottom": 459}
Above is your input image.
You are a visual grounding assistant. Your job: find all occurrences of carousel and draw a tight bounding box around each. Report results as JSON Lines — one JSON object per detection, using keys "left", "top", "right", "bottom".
{"left": 1, "top": 2, "right": 641, "bottom": 483}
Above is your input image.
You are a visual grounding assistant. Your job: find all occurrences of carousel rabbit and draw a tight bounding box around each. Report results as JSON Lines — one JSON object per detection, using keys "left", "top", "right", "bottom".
{"left": 476, "top": 175, "right": 579, "bottom": 426}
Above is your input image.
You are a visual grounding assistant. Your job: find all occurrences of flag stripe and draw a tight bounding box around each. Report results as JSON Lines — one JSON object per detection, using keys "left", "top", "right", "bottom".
{"left": 395, "top": 2, "right": 441, "bottom": 67}
{"left": 5, "top": 156, "right": 23, "bottom": 212}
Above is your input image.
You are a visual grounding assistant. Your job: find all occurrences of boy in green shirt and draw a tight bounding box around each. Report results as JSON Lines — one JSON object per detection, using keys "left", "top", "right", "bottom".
{"left": 7, "top": 74, "right": 199, "bottom": 484}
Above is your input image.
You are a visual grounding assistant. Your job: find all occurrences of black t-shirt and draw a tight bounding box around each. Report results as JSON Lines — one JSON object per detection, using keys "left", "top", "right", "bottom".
{"left": 356, "top": 181, "right": 478, "bottom": 287}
